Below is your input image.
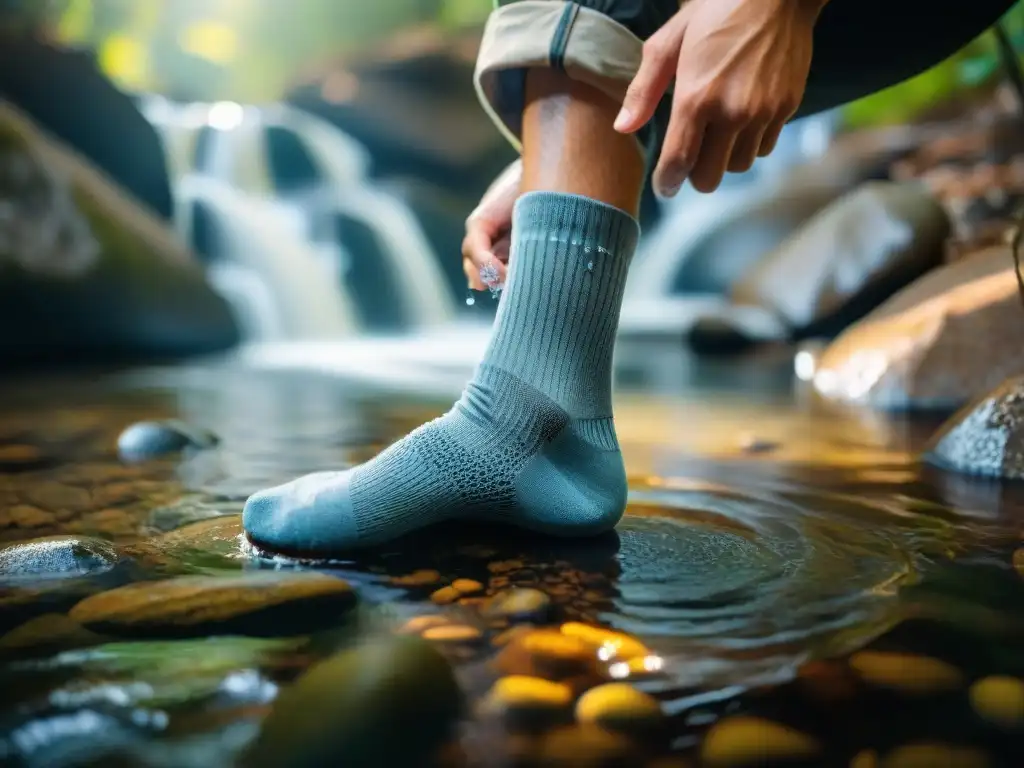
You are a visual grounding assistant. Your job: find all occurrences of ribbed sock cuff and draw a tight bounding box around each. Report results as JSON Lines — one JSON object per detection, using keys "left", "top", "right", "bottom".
{"left": 512, "top": 192, "right": 639, "bottom": 262}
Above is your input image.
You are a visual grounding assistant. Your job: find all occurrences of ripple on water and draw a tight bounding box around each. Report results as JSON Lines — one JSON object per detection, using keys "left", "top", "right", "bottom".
{"left": 608, "top": 487, "right": 922, "bottom": 696}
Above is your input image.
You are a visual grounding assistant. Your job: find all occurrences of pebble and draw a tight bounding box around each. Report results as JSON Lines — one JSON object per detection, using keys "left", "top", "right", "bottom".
{"left": 431, "top": 586, "right": 461, "bottom": 605}
{"left": 69, "top": 572, "right": 356, "bottom": 637}
{"left": 0, "top": 443, "right": 48, "bottom": 470}
{"left": 496, "top": 629, "right": 599, "bottom": 680}
{"left": 536, "top": 725, "right": 638, "bottom": 768}
{"left": 243, "top": 635, "right": 461, "bottom": 768}
{"left": 483, "top": 675, "right": 573, "bottom": 726}
{"left": 851, "top": 751, "right": 879, "bottom": 768}
{"left": 969, "top": 675, "right": 1024, "bottom": 728}
{"left": 484, "top": 588, "right": 552, "bottom": 622}
{"left": 117, "top": 419, "right": 218, "bottom": 463}
{"left": 560, "top": 622, "right": 650, "bottom": 661}
{"left": 399, "top": 615, "right": 450, "bottom": 635}
{"left": 575, "top": 683, "right": 664, "bottom": 735}
{"left": 796, "top": 660, "right": 859, "bottom": 702}
{"left": 1012, "top": 548, "right": 1024, "bottom": 577}
{"left": 0, "top": 613, "right": 105, "bottom": 655}
{"left": 701, "top": 716, "right": 820, "bottom": 767}
{"left": 0, "top": 536, "right": 118, "bottom": 581}
{"left": 451, "top": 578, "right": 484, "bottom": 596}
{"left": 422, "top": 625, "right": 483, "bottom": 643}
{"left": 848, "top": 651, "right": 963, "bottom": 694}
{"left": 880, "top": 743, "right": 990, "bottom": 768}
{"left": 391, "top": 570, "right": 442, "bottom": 587}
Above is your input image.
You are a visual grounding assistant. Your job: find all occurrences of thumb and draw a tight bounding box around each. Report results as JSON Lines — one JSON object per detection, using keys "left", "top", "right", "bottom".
{"left": 615, "top": 12, "right": 687, "bottom": 134}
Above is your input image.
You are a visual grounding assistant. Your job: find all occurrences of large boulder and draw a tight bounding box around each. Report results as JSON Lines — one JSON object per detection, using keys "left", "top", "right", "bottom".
{"left": 731, "top": 181, "right": 950, "bottom": 339}
{"left": 925, "top": 376, "right": 1024, "bottom": 479}
{"left": 0, "top": 101, "right": 240, "bottom": 364}
{"left": 813, "top": 244, "right": 1024, "bottom": 411}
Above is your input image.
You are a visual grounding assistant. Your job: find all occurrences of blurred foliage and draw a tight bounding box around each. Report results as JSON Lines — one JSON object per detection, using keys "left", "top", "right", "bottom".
{"left": 841, "top": 0, "right": 1024, "bottom": 128}
{"left": 29, "top": 0, "right": 491, "bottom": 101}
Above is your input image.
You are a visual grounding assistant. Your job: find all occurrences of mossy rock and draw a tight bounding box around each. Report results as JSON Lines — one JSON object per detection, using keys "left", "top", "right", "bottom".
{"left": 0, "top": 101, "right": 239, "bottom": 365}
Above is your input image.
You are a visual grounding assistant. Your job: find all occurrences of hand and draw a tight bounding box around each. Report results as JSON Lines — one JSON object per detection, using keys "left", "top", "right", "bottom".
{"left": 615, "top": 0, "right": 823, "bottom": 196}
{"left": 462, "top": 159, "right": 521, "bottom": 290}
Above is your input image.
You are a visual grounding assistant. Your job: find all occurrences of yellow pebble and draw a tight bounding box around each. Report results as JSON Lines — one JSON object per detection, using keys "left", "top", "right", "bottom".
{"left": 560, "top": 622, "right": 650, "bottom": 660}
{"left": 969, "top": 676, "right": 1024, "bottom": 729}
{"left": 521, "top": 630, "right": 594, "bottom": 661}
{"left": 451, "top": 578, "right": 484, "bottom": 596}
{"left": 430, "top": 586, "right": 461, "bottom": 605}
{"left": 1012, "top": 548, "right": 1024, "bottom": 576}
{"left": 422, "top": 624, "right": 483, "bottom": 643}
{"left": 486, "top": 675, "right": 573, "bottom": 713}
{"left": 575, "top": 683, "right": 663, "bottom": 733}
{"left": 849, "top": 651, "right": 963, "bottom": 694}
{"left": 398, "top": 615, "right": 450, "bottom": 635}
{"left": 881, "top": 743, "right": 990, "bottom": 768}
{"left": 851, "top": 750, "right": 879, "bottom": 768}
{"left": 701, "top": 716, "right": 820, "bottom": 767}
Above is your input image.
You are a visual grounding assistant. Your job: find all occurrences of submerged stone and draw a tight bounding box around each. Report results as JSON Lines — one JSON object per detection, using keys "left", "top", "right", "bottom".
{"left": 969, "top": 676, "right": 1024, "bottom": 729}
{"left": 925, "top": 377, "right": 1024, "bottom": 480}
{"left": 484, "top": 588, "right": 552, "bottom": 622}
{"left": 0, "top": 612, "right": 106, "bottom": 655}
{"left": 0, "top": 535, "right": 117, "bottom": 581}
{"left": 483, "top": 675, "right": 574, "bottom": 727}
{"left": 536, "top": 724, "right": 638, "bottom": 768}
{"left": 243, "top": 635, "right": 461, "bottom": 768}
{"left": 881, "top": 743, "right": 990, "bottom": 768}
{"left": 848, "top": 650, "right": 963, "bottom": 694}
{"left": 701, "top": 716, "right": 820, "bottom": 767}
{"left": 117, "top": 420, "right": 219, "bottom": 463}
{"left": 68, "top": 571, "right": 356, "bottom": 637}
{"left": 574, "top": 683, "right": 664, "bottom": 735}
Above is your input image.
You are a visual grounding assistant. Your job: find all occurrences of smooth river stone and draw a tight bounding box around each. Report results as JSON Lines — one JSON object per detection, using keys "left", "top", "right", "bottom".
{"left": 68, "top": 572, "right": 356, "bottom": 638}
{"left": 243, "top": 635, "right": 461, "bottom": 768}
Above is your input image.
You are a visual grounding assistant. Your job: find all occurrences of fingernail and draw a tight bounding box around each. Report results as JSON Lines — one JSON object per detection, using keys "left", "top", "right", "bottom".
{"left": 655, "top": 181, "right": 682, "bottom": 200}
{"left": 613, "top": 108, "right": 632, "bottom": 132}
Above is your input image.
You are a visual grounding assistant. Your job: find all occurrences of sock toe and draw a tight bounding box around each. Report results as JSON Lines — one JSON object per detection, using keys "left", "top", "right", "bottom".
{"left": 243, "top": 471, "right": 360, "bottom": 555}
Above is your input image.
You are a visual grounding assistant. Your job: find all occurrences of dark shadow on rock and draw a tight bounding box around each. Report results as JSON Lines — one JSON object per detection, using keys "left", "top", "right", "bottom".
{"left": 0, "top": 33, "right": 173, "bottom": 222}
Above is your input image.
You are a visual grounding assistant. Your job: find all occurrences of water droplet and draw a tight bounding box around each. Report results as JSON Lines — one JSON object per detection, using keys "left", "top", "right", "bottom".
{"left": 465, "top": 295, "right": 476, "bottom": 306}
{"left": 586, "top": 261, "right": 594, "bottom": 271}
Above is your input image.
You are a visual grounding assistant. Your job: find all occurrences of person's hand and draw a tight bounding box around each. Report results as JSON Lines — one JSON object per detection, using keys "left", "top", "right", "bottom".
{"left": 614, "top": 0, "right": 823, "bottom": 196}
{"left": 462, "top": 159, "right": 521, "bottom": 290}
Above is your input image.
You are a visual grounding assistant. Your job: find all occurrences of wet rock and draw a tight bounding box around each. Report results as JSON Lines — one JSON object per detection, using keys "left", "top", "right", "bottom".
{"left": 243, "top": 635, "right": 461, "bottom": 768}
{"left": 484, "top": 588, "right": 553, "bottom": 622}
{"left": 574, "top": 683, "right": 664, "bottom": 735}
{"left": 482, "top": 675, "right": 573, "bottom": 727}
{"left": 117, "top": 420, "right": 218, "bottom": 463}
{"left": 68, "top": 571, "right": 356, "bottom": 638}
{"left": 812, "top": 244, "right": 1024, "bottom": 410}
{"left": 399, "top": 614, "right": 451, "bottom": 635}
{"left": 924, "top": 377, "right": 1024, "bottom": 479}
{"left": 0, "top": 612, "right": 106, "bottom": 655}
{"left": 0, "top": 535, "right": 117, "bottom": 581}
{"left": 494, "top": 629, "right": 601, "bottom": 682}
{"left": 851, "top": 751, "right": 879, "bottom": 768}
{"left": 422, "top": 624, "right": 483, "bottom": 644}
{"left": 969, "top": 676, "right": 1024, "bottom": 729}
{"left": 451, "top": 578, "right": 484, "bottom": 596}
{"left": 0, "top": 443, "right": 51, "bottom": 471}
{"left": 1013, "top": 549, "right": 1024, "bottom": 577}
{"left": 848, "top": 651, "right": 963, "bottom": 694}
{"left": 536, "top": 724, "right": 638, "bottom": 768}
{"left": 880, "top": 743, "right": 990, "bottom": 768}
{"left": 391, "top": 569, "right": 442, "bottom": 587}
{"left": 129, "top": 515, "right": 244, "bottom": 575}
{"left": 701, "top": 716, "right": 820, "bottom": 767}
{"left": 430, "top": 586, "right": 461, "bottom": 605}
{"left": 560, "top": 622, "right": 650, "bottom": 662}
{"left": 730, "top": 182, "right": 948, "bottom": 339}
{"left": 0, "top": 101, "right": 239, "bottom": 366}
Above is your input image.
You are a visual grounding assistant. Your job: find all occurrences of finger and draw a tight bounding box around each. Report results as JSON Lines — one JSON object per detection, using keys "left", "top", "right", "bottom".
{"left": 463, "top": 257, "right": 485, "bottom": 291}
{"left": 615, "top": 13, "right": 688, "bottom": 134}
{"left": 757, "top": 119, "right": 786, "bottom": 158}
{"left": 728, "top": 122, "right": 767, "bottom": 174}
{"left": 492, "top": 233, "right": 511, "bottom": 264}
{"left": 688, "top": 123, "right": 739, "bottom": 193}
{"left": 652, "top": 100, "right": 706, "bottom": 197}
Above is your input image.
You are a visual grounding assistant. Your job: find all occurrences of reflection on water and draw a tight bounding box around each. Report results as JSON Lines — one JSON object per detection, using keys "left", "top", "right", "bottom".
{"left": 1, "top": 350, "right": 1023, "bottom": 767}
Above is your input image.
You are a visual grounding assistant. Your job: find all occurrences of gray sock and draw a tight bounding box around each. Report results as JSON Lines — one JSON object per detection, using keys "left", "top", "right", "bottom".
{"left": 243, "top": 192, "right": 639, "bottom": 553}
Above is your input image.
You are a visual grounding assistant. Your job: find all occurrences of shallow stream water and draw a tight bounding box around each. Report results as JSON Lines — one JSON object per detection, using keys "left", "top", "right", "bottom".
{"left": 1, "top": 344, "right": 1023, "bottom": 767}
